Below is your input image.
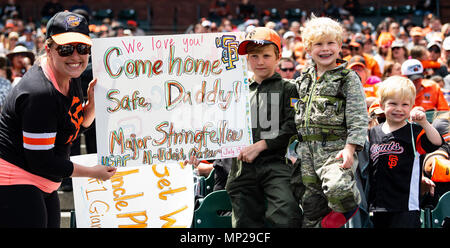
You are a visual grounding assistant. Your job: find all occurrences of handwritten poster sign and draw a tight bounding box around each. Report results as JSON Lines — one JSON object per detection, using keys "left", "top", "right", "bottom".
{"left": 72, "top": 154, "right": 195, "bottom": 228}
{"left": 73, "top": 32, "right": 252, "bottom": 228}
{"left": 92, "top": 32, "right": 252, "bottom": 167}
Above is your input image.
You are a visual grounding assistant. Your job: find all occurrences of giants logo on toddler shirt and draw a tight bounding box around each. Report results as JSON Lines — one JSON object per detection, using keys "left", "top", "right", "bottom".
{"left": 370, "top": 141, "right": 404, "bottom": 161}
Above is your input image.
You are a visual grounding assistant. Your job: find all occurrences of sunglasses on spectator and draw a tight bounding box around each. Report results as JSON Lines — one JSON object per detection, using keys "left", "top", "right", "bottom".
{"left": 428, "top": 47, "right": 441, "bottom": 53}
{"left": 350, "top": 46, "right": 360, "bottom": 51}
{"left": 280, "top": 67, "right": 295, "bottom": 72}
{"left": 56, "top": 43, "right": 91, "bottom": 57}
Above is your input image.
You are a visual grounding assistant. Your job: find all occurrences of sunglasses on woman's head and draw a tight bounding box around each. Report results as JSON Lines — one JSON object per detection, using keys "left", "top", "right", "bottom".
{"left": 56, "top": 43, "right": 91, "bottom": 57}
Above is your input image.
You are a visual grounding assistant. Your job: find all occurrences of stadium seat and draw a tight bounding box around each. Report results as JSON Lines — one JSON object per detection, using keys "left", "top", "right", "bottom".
{"left": 118, "top": 9, "right": 137, "bottom": 21}
{"left": 204, "top": 168, "right": 215, "bottom": 196}
{"left": 420, "top": 208, "right": 432, "bottom": 228}
{"left": 93, "top": 9, "right": 113, "bottom": 21}
{"left": 425, "top": 110, "right": 447, "bottom": 123}
{"left": 431, "top": 191, "right": 450, "bottom": 228}
{"left": 193, "top": 190, "right": 232, "bottom": 228}
{"left": 397, "top": 5, "right": 414, "bottom": 15}
{"left": 380, "top": 6, "right": 395, "bottom": 16}
{"left": 194, "top": 175, "right": 206, "bottom": 198}
{"left": 285, "top": 8, "right": 302, "bottom": 21}
{"left": 70, "top": 210, "right": 76, "bottom": 228}
{"left": 269, "top": 8, "right": 281, "bottom": 21}
{"left": 360, "top": 6, "right": 376, "bottom": 16}
{"left": 193, "top": 167, "right": 215, "bottom": 199}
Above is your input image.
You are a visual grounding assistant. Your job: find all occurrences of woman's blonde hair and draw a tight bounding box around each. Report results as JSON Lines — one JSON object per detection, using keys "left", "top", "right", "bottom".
{"left": 45, "top": 37, "right": 56, "bottom": 49}
{"left": 301, "top": 14, "right": 343, "bottom": 50}
{"left": 378, "top": 76, "right": 416, "bottom": 105}
{"left": 33, "top": 37, "right": 55, "bottom": 65}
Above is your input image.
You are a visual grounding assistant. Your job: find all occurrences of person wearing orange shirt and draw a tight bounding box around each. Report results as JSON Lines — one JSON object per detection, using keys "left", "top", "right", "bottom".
{"left": 401, "top": 59, "right": 449, "bottom": 112}
{"left": 344, "top": 39, "right": 382, "bottom": 78}
{"left": 347, "top": 55, "right": 379, "bottom": 108}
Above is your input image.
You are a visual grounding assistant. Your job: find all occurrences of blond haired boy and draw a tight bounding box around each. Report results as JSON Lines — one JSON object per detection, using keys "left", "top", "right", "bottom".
{"left": 368, "top": 76, "right": 443, "bottom": 228}
{"left": 293, "top": 15, "right": 368, "bottom": 227}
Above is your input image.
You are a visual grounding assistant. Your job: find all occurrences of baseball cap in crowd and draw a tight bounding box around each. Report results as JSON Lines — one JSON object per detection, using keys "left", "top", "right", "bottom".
{"left": 391, "top": 39, "right": 405, "bottom": 49}
{"left": 283, "top": 31, "right": 295, "bottom": 40}
{"left": 443, "top": 37, "right": 450, "bottom": 51}
{"left": 349, "top": 39, "right": 363, "bottom": 48}
{"left": 368, "top": 101, "right": 384, "bottom": 116}
{"left": 410, "top": 27, "right": 424, "bottom": 37}
{"left": 427, "top": 41, "right": 441, "bottom": 51}
{"left": 377, "top": 32, "right": 395, "bottom": 47}
{"left": 201, "top": 20, "right": 212, "bottom": 28}
{"left": 8, "top": 31, "right": 19, "bottom": 40}
{"left": 348, "top": 55, "right": 366, "bottom": 68}
{"left": 46, "top": 11, "right": 92, "bottom": 46}
{"left": 238, "top": 27, "right": 281, "bottom": 55}
{"left": 401, "top": 59, "right": 424, "bottom": 80}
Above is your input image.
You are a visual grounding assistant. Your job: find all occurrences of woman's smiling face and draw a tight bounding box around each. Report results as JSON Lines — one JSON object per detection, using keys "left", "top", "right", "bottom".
{"left": 46, "top": 42, "right": 89, "bottom": 80}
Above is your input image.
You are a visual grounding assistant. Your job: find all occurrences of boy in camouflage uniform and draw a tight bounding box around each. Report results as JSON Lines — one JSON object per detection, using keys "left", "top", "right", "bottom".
{"left": 292, "top": 16, "right": 368, "bottom": 227}
{"left": 225, "top": 27, "right": 302, "bottom": 228}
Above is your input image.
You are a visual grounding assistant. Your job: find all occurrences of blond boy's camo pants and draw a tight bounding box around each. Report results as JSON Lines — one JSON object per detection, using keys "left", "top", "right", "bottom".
{"left": 294, "top": 139, "right": 361, "bottom": 228}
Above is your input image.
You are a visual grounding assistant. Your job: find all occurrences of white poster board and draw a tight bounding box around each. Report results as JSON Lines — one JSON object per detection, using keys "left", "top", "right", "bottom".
{"left": 72, "top": 32, "right": 251, "bottom": 228}
{"left": 72, "top": 154, "right": 195, "bottom": 228}
{"left": 92, "top": 32, "right": 252, "bottom": 167}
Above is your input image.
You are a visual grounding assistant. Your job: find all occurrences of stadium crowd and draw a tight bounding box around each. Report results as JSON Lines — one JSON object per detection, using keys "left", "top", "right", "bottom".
{"left": 1, "top": 1, "right": 449, "bottom": 108}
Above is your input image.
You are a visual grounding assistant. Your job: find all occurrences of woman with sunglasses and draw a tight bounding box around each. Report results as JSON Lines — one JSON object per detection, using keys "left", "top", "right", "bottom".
{"left": 0, "top": 11, "right": 116, "bottom": 228}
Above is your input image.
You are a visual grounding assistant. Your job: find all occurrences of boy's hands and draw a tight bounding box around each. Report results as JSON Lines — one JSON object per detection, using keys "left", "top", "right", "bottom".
{"left": 238, "top": 140, "right": 268, "bottom": 163}
{"left": 335, "top": 144, "right": 356, "bottom": 169}
{"left": 421, "top": 176, "right": 435, "bottom": 196}
{"left": 410, "top": 106, "right": 442, "bottom": 146}
{"left": 183, "top": 155, "right": 213, "bottom": 177}
{"left": 410, "top": 107, "right": 427, "bottom": 126}
{"left": 184, "top": 155, "right": 201, "bottom": 167}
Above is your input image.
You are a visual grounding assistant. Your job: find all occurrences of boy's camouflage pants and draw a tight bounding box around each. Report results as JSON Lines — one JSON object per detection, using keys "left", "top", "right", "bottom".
{"left": 293, "top": 139, "right": 361, "bottom": 228}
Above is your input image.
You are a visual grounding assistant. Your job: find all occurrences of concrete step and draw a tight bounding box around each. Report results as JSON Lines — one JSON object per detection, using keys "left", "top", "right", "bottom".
{"left": 61, "top": 211, "right": 71, "bottom": 228}
{"left": 59, "top": 191, "right": 74, "bottom": 228}
{"left": 58, "top": 190, "right": 74, "bottom": 211}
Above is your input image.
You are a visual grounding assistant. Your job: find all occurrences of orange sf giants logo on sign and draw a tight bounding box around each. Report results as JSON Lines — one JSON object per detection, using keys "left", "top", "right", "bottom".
{"left": 216, "top": 35, "right": 239, "bottom": 70}
{"left": 66, "top": 96, "right": 84, "bottom": 144}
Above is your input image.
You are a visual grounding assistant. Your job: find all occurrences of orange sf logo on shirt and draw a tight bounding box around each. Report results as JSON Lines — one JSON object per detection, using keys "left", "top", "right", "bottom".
{"left": 66, "top": 96, "right": 84, "bottom": 144}
{"left": 388, "top": 155, "right": 398, "bottom": 169}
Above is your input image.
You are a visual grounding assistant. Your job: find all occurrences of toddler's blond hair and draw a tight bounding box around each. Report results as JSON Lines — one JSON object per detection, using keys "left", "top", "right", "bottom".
{"left": 378, "top": 76, "right": 416, "bottom": 105}
{"left": 302, "top": 14, "right": 343, "bottom": 50}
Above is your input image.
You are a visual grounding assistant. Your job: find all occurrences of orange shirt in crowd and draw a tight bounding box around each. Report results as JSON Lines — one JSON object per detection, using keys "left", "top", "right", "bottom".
{"left": 422, "top": 60, "right": 442, "bottom": 69}
{"left": 363, "top": 82, "right": 379, "bottom": 99}
{"left": 344, "top": 54, "right": 382, "bottom": 78}
{"left": 415, "top": 79, "right": 449, "bottom": 111}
